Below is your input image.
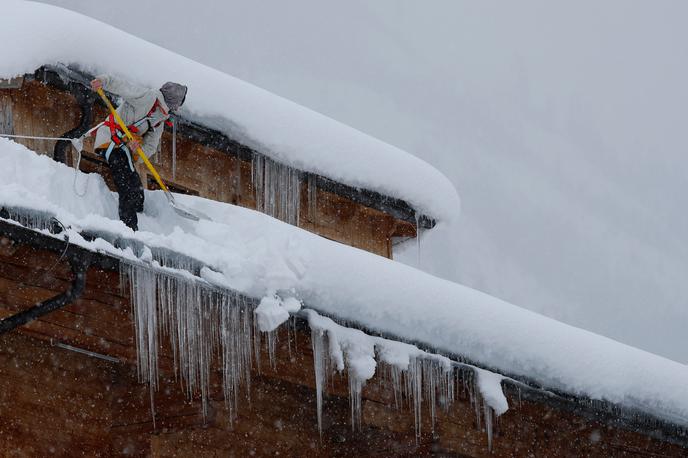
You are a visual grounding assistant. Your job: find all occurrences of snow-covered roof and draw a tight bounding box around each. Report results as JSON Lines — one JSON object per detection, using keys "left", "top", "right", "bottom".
{"left": 0, "top": 1, "right": 459, "bottom": 223}
{"left": 1, "top": 138, "right": 687, "bottom": 430}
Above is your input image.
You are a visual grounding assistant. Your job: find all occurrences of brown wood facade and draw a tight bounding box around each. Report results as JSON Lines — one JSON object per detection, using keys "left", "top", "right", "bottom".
{"left": 0, "top": 225, "right": 685, "bottom": 457}
{"left": 0, "top": 78, "right": 417, "bottom": 259}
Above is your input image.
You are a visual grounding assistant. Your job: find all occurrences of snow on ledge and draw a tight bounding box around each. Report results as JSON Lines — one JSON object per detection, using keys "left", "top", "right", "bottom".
{"left": 0, "top": 1, "right": 459, "bottom": 223}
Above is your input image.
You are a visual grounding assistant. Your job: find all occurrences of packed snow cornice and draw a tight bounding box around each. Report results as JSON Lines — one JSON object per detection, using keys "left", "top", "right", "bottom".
{"left": 0, "top": 1, "right": 460, "bottom": 223}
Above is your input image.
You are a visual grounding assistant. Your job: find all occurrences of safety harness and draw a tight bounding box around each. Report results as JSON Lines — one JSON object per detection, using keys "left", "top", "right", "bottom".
{"left": 100, "top": 98, "right": 174, "bottom": 170}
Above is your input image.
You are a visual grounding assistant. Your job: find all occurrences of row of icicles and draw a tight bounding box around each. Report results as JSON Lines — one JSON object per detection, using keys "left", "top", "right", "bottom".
{"left": 122, "top": 261, "right": 505, "bottom": 450}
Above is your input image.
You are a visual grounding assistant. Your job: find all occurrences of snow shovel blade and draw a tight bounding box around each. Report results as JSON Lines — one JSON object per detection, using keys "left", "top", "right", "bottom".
{"left": 172, "top": 202, "right": 200, "bottom": 221}
{"left": 164, "top": 192, "right": 204, "bottom": 221}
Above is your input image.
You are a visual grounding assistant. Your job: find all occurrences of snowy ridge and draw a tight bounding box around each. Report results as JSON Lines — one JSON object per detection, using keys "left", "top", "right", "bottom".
{"left": 1, "top": 139, "right": 687, "bottom": 432}
{"left": 0, "top": 1, "right": 459, "bottom": 223}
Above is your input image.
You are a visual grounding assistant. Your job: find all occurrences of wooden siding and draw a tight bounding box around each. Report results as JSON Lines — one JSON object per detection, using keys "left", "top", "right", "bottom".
{"left": 0, "top": 80, "right": 80, "bottom": 155}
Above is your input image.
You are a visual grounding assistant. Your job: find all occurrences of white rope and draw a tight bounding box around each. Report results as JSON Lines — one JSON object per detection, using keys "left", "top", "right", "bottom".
{"left": 0, "top": 133, "right": 72, "bottom": 141}
{"left": 72, "top": 148, "right": 90, "bottom": 197}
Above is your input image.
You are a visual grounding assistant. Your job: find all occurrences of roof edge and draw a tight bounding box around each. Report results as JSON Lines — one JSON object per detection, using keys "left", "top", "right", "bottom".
{"left": 0, "top": 216, "right": 684, "bottom": 446}
{"left": 29, "top": 64, "right": 435, "bottom": 229}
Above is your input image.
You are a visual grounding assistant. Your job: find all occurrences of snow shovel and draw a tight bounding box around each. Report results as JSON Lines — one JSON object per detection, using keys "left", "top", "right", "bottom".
{"left": 96, "top": 88, "right": 200, "bottom": 222}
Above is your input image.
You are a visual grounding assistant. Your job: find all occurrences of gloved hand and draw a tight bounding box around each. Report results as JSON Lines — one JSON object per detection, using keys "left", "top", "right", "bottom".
{"left": 90, "top": 79, "right": 103, "bottom": 91}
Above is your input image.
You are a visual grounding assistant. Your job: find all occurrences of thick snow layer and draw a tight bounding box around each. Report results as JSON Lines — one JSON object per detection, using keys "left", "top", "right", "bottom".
{"left": 0, "top": 1, "right": 459, "bottom": 223}
{"left": 1, "top": 140, "right": 687, "bottom": 427}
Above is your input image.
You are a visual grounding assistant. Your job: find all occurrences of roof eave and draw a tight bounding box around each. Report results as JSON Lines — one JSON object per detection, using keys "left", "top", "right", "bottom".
{"left": 0, "top": 216, "right": 684, "bottom": 446}
{"left": 29, "top": 64, "right": 436, "bottom": 229}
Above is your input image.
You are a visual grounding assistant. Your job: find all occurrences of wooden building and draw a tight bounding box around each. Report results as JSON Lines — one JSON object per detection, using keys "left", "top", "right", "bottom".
{"left": 1, "top": 66, "right": 687, "bottom": 457}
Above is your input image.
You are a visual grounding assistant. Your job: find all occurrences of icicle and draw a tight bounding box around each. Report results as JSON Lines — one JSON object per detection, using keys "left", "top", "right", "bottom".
{"left": 252, "top": 154, "right": 265, "bottom": 212}
{"left": 291, "top": 317, "right": 299, "bottom": 353}
{"left": 390, "top": 364, "right": 403, "bottom": 410}
{"left": 252, "top": 155, "right": 301, "bottom": 226}
{"left": 439, "top": 363, "right": 455, "bottom": 414}
{"left": 473, "top": 367, "right": 508, "bottom": 451}
{"left": 349, "top": 375, "right": 363, "bottom": 431}
{"left": 220, "top": 293, "right": 255, "bottom": 421}
{"left": 399, "top": 357, "right": 455, "bottom": 438}
{"left": 425, "top": 360, "right": 438, "bottom": 431}
{"left": 484, "top": 402, "right": 495, "bottom": 452}
{"left": 307, "top": 174, "right": 318, "bottom": 224}
{"left": 311, "top": 328, "right": 327, "bottom": 437}
{"left": 1, "top": 206, "right": 55, "bottom": 231}
{"left": 286, "top": 317, "right": 293, "bottom": 358}
{"left": 470, "top": 371, "right": 482, "bottom": 431}
{"left": 150, "top": 246, "right": 210, "bottom": 277}
{"left": 300, "top": 309, "right": 518, "bottom": 454}
{"left": 172, "top": 116, "right": 177, "bottom": 180}
{"left": 123, "top": 264, "right": 158, "bottom": 426}
{"left": 266, "top": 329, "right": 278, "bottom": 369}
{"left": 252, "top": 314, "right": 262, "bottom": 373}
{"left": 123, "top": 262, "right": 257, "bottom": 425}
{"left": 415, "top": 212, "right": 422, "bottom": 268}
{"left": 232, "top": 152, "right": 242, "bottom": 202}
{"left": 146, "top": 284, "right": 527, "bottom": 454}
{"left": 408, "top": 357, "right": 423, "bottom": 440}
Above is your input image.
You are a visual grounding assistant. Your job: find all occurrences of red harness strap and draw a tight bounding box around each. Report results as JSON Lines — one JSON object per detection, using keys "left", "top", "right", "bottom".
{"left": 150, "top": 99, "right": 174, "bottom": 129}
{"left": 102, "top": 114, "right": 139, "bottom": 145}
{"left": 150, "top": 98, "right": 168, "bottom": 117}
{"left": 99, "top": 98, "right": 171, "bottom": 145}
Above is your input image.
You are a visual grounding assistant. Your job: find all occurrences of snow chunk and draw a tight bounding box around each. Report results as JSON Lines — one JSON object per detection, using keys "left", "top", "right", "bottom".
{"left": 475, "top": 367, "right": 508, "bottom": 416}
{"left": 254, "top": 294, "right": 302, "bottom": 333}
{"left": 306, "top": 310, "right": 376, "bottom": 381}
{"left": 255, "top": 295, "right": 290, "bottom": 333}
{"left": 374, "top": 338, "right": 422, "bottom": 371}
{"left": 281, "top": 296, "right": 302, "bottom": 314}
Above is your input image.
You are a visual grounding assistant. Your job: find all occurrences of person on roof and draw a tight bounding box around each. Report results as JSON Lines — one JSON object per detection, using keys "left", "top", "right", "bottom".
{"left": 84, "top": 75, "right": 187, "bottom": 231}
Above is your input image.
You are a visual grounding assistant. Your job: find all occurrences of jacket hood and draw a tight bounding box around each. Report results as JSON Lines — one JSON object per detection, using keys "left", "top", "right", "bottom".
{"left": 160, "top": 82, "right": 187, "bottom": 112}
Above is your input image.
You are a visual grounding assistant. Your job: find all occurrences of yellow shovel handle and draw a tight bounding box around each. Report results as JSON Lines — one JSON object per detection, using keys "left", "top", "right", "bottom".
{"left": 96, "top": 88, "right": 172, "bottom": 196}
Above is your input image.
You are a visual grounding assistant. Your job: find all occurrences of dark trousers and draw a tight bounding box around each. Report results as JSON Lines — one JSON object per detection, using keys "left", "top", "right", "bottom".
{"left": 107, "top": 147, "right": 144, "bottom": 231}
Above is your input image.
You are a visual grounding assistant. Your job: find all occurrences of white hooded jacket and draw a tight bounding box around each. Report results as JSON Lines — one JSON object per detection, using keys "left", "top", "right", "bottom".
{"left": 88, "top": 75, "right": 170, "bottom": 160}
